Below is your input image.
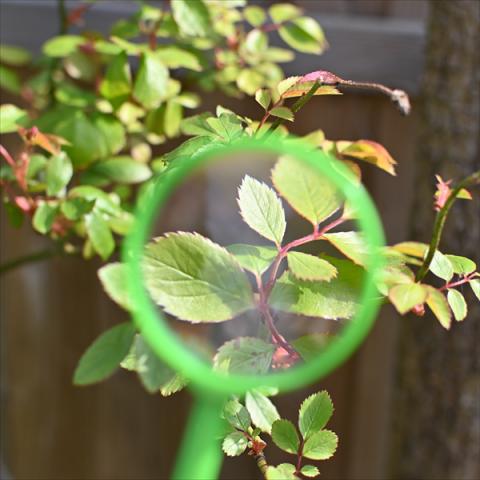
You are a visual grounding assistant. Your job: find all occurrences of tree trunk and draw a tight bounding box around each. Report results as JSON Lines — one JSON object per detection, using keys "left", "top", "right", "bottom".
{"left": 390, "top": 1, "right": 480, "bottom": 479}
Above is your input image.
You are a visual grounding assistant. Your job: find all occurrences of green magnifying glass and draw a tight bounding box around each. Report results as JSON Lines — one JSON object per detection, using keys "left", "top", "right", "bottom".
{"left": 123, "top": 133, "right": 385, "bottom": 479}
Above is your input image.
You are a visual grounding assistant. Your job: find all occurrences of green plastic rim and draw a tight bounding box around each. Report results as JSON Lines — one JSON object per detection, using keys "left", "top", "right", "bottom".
{"left": 123, "top": 133, "right": 385, "bottom": 396}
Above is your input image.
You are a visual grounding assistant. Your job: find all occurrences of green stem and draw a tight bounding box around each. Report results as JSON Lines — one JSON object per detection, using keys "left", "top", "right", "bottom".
{"left": 58, "top": 0, "right": 67, "bottom": 34}
{"left": 415, "top": 170, "right": 480, "bottom": 282}
{"left": 0, "top": 248, "right": 61, "bottom": 276}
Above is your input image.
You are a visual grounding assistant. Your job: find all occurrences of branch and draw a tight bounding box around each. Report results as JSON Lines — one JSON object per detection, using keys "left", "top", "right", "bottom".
{"left": 0, "top": 247, "right": 62, "bottom": 276}
{"left": 415, "top": 170, "right": 480, "bottom": 282}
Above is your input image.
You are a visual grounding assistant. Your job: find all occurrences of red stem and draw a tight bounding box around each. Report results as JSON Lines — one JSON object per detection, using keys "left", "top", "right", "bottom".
{"left": 439, "top": 274, "right": 477, "bottom": 291}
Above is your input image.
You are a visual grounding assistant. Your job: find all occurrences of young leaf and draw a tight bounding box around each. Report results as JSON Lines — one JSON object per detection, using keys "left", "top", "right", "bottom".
{"left": 445, "top": 255, "right": 476, "bottom": 275}
{"left": 278, "top": 17, "right": 327, "bottom": 54}
{"left": 222, "top": 432, "right": 248, "bottom": 457}
{"left": 73, "top": 322, "right": 136, "bottom": 385}
{"left": 266, "top": 464, "right": 297, "bottom": 480}
{"left": 171, "top": 0, "right": 211, "bottom": 37}
{"left": 303, "top": 429, "right": 338, "bottom": 460}
{"left": 279, "top": 74, "right": 341, "bottom": 99}
{"left": 388, "top": 283, "right": 428, "bottom": 315}
{"left": 98, "top": 262, "right": 130, "bottom": 311}
{"left": 46, "top": 152, "right": 73, "bottom": 196}
{"left": 255, "top": 89, "right": 271, "bottom": 110}
{"left": 270, "top": 106, "right": 294, "bottom": 122}
{"left": 471, "top": 279, "right": 480, "bottom": 301}
{"left": 99, "top": 51, "right": 131, "bottom": 105}
{"left": 287, "top": 252, "right": 337, "bottom": 282}
{"left": 32, "top": 202, "right": 58, "bottom": 234}
{"left": 447, "top": 289, "right": 467, "bottom": 321}
{"left": 270, "top": 257, "right": 362, "bottom": 320}
{"left": 426, "top": 287, "right": 452, "bottom": 329}
{"left": 430, "top": 250, "right": 454, "bottom": 281}
{"left": 143, "top": 232, "right": 253, "bottom": 322}
{"left": 133, "top": 52, "right": 169, "bottom": 109}
{"left": 214, "top": 337, "right": 275, "bottom": 375}
{"left": 299, "top": 391, "right": 334, "bottom": 440}
{"left": 271, "top": 419, "right": 300, "bottom": 454}
{"left": 245, "top": 389, "right": 280, "bottom": 434}
{"left": 237, "top": 175, "right": 286, "bottom": 247}
{"left": 300, "top": 465, "right": 320, "bottom": 477}
{"left": 223, "top": 400, "right": 251, "bottom": 431}
{"left": 227, "top": 244, "right": 277, "bottom": 276}
{"left": 322, "top": 231, "right": 370, "bottom": 266}
{"left": 85, "top": 211, "right": 115, "bottom": 260}
{"left": 272, "top": 155, "right": 341, "bottom": 227}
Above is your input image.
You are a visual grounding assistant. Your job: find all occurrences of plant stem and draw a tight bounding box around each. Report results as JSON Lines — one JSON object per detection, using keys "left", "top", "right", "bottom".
{"left": 255, "top": 452, "right": 268, "bottom": 478}
{"left": 439, "top": 274, "right": 477, "bottom": 292}
{"left": 415, "top": 171, "right": 480, "bottom": 282}
{"left": 0, "top": 248, "right": 61, "bottom": 276}
{"left": 58, "top": 0, "right": 67, "bottom": 35}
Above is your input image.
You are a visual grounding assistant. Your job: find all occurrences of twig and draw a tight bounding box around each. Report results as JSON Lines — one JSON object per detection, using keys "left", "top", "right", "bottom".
{"left": 0, "top": 247, "right": 62, "bottom": 276}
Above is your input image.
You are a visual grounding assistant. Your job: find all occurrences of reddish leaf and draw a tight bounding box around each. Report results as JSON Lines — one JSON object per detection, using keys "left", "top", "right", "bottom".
{"left": 434, "top": 175, "right": 472, "bottom": 211}
{"left": 15, "top": 196, "right": 32, "bottom": 212}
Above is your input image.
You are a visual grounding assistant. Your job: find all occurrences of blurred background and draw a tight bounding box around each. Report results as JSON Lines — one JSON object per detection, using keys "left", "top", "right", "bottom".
{"left": 1, "top": 1, "right": 478, "bottom": 479}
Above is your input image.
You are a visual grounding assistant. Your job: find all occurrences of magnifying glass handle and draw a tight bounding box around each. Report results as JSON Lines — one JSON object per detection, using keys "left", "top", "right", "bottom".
{"left": 172, "top": 392, "right": 226, "bottom": 480}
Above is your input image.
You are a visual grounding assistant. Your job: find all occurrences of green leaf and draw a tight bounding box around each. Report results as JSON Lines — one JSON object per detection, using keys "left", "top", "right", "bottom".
{"left": 73, "top": 322, "right": 135, "bottom": 385}
{"left": 471, "top": 279, "right": 480, "bottom": 301}
{"left": 270, "top": 257, "right": 362, "bottom": 320}
{"left": 0, "top": 44, "right": 31, "bottom": 66}
{"left": 43, "top": 35, "right": 84, "bottom": 57}
{"left": 133, "top": 52, "right": 169, "bottom": 109}
{"left": 269, "top": 3, "right": 302, "bottom": 23}
{"left": 88, "top": 157, "right": 151, "bottom": 184}
{"left": 98, "top": 262, "right": 131, "bottom": 311}
{"left": 392, "top": 241, "right": 429, "bottom": 258}
{"left": 32, "top": 202, "right": 58, "bottom": 234}
{"left": 227, "top": 244, "right": 277, "bottom": 276}
{"left": 270, "top": 106, "right": 294, "bottom": 121}
{"left": 237, "top": 175, "right": 286, "bottom": 247}
{"left": 0, "top": 104, "right": 28, "bottom": 133}
{"left": 46, "top": 153, "right": 73, "bottom": 196}
{"left": 4, "top": 202, "right": 24, "bottom": 228}
{"left": 92, "top": 114, "right": 126, "bottom": 156}
{"left": 164, "top": 135, "right": 212, "bottom": 163}
{"left": 160, "top": 373, "right": 188, "bottom": 396}
{"left": 55, "top": 82, "right": 96, "bottom": 107}
{"left": 99, "top": 51, "right": 131, "bottom": 105}
{"left": 279, "top": 17, "right": 327, "bottom": 54}
{"left": 430, "top": 250, "right": 454, "bottom": 281}
{"left": 245, "top": 29, "right": 268, "bottom": 54}
{"left": 245, "top": 390, "right": 280, "bottom": 433}
{"left": 322, "top": 231, "right": 369, "bottom": 266}
{"left": 143, "top": 232, "right": 253, "bottom": 322}
{"left": 156, "top": 46, "right": 202, "bottom": 71}
{"left": 0, "top": 65, "right": 21, "bottom": 94}
{"left": 255, "top": 89, "right": 271, "bottom": 110}
{"left": 445, "top": 255, "right": 476, "bottom": 275}
{"left": 266, "top": 464, "right": 297, "bottom": 480}
{"left": 271, "top": 419, "right": 300, "bottom": 454}
{"left": 426, "top": 287, "right": 452, "bottom": 329}
{"left": 388, "top": 283, "right": 428, "bottom": 315}
{"left": 244, "top": 6, "right": 266, "bottom": 27}
{"left": 214, "top": 337, "right": 275, "bottom": 375}
{"left": 85, "top": 211, "right": 115, "bottom": 260}
{"left": 222, "top": 432, "right": 248, "bottom": 457}
{"left": 303, "top": 429, "right": 338, "bottom": 460}
{"left": 69, "top": 185, "right": 122, "bottom": 216}
{"left": 292, "top": 334, "right": 329, "bottom": 361}
{"left": 206, "top": 113, "right": 243, "bottom": 141}
{"left": 299, "top": 391, "right": 334, "bottom": 440}
{"left": 287, "top": 252, "right": 337, "bottom": 282}
{"left": 272, "top": 155, "right": 341, "bottom": 227}
{"left": 60, "top": 197, "right": 94, "bottom": 221}
{"left": 447, "top": 289, "right": 467, "bottom": 321}
{"left": 223, "top": 400, "right": 251, "bottom": 430}
{"left": 171, "top": 0, "right": 211, "bottom": 37}
{"left": 301, "top": 465, "right": 320, "bottom": 477}
{"left": 237, "top": 68, "right": 264, "bottom": 95}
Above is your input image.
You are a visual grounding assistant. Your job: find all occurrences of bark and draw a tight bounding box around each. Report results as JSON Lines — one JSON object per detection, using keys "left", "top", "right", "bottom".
{"left": 390, "top": 1, "right": 480, "bottom": 479}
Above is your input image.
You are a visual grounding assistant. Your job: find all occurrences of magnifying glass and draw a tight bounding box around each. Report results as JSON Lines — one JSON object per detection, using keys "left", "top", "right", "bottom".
{"left": 123, "top": 133, "right": 385, "bottom": 479}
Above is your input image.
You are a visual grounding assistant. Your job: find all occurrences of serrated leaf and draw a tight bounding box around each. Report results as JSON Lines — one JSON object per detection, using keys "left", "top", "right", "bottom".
{"left": 392, "top": 241, "right": 429, "bottom": 258}
{"left": 255, "top": 89, "right": 271, "bottom": 110}
{"left": 245, "top": 390, "right": 280, "bottom": 433}
{"left": 299, "top": 391, "right": 334, "bottom": 440}
{"left": 271, "top": 419, "right": 300, "bottom": 454}
{"left": 32, "top": 202, "right": 58, "bottom": 234}
{"left": 322, "top": 231, "right": 369, "bottom": 266}
{"left": 278, "top": 17, "right": 327, "bottom": 54}
{"left": 303, "top": 429, "right": 338, "bottom": 460}
{"left": 447, "top": 289, "right": 467, "bottom": 321}
{"left": 445, "top": 255, "right": 476, "bottom": 275}
{"left": 46, "top": 152, "right": 73, "bottom": 196}
{"left": 85, "top": 211, "right": 115, "bottom": 260}
{"left": 164, "top": 136, "right": 212, "bottom": 163}
{"left": 266, "top": 464, "right": 297, "bottom": 480}
{"left": 133, "top": 52, "right": 169, "bottom": 109}
{"left": 270, "top": 106, "right": 294, "bottom": 121}
{"left": 292, "top": 334, "right": 329, "bottom": 361}
{"left": 223, "top": 400, "right": 251, "bottom": 430}
{"left": 430, "top": 250, "right": 454, "bottom": 281}
{"left": 238, "top": 175, "right": 286, "bottom": 246}
{"left": 287, "top": 252, "right": 337, "bottom": 281}
{"left": 98, "top": 262, "right": 131, "bottom": 311}
{"left": 426, "top": 287, "right": 451, "bottom": 329}
{"left": 222, "top": 432, "right": 248, "bottom": 457}
{"left": 337, "top": 140, "right": 397, "bottom": 176}
{"left": 272, "top": 156, "right": 342, "bottom": 227}
{"left": 301, "top": 465, "right": 320, "bottom": 477}
{"left": 214, "top": 337, "right": 275, "bottom": 375}
{"left": 206, "top": 113, "right": 243, "bottom": 141}
{"left": 270, "top": 257, "right": 362, "bottom": 320}
{"left": 143, "top": 232, "right": 253, "bottom": 322}
{"left": 160, "top": 373, "right": 188, "bottom": 396}
{"left": 388, "top": 283, "right": 428, "bottom": 315}
{"left": 471, "top": 280, "right": 480, "bottom": 301}
{"left": 0, "top": 104, "right": 28, "bottom": 133}
{"left": 172, "top": 0, "right": 211, "bottom": 37}
{"left": 73, "top": 322, "right": 135, "bottom": 385}
{"left": 227, "top": 244, "right": 277, "bottom": 276}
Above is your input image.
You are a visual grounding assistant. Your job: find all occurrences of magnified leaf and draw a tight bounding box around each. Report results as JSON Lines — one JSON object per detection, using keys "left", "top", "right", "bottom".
{"left": 322, "top": 231, "right": 369, "bottom": 266}
{"left": 98, "top": 262, "right": 131, "bottom": 311}
{"left": 287, "top": 252, "right": 337, "bottom": 281}
{"left": 227, "top": 244, "right": 277, "bottom": 276}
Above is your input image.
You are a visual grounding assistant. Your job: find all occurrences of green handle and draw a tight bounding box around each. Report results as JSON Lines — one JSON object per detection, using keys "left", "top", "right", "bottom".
{"left": 172, "top": 393, "right": 226, "bottom": 480}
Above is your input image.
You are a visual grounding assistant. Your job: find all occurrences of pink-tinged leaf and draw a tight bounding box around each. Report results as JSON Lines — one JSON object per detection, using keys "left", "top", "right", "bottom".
{"left": 392, "top": 241, "right": 429, "bottom": 258}
{"left": 15, "top": 196, "right": 32, "bottom": 212}
{"left": 434, "top": 175, "right": 451, "bottom": 211}
{"left": 19, "top": 126, "right": 67, "bottom": 156}
{"left": 301, "top": 70, "right": 342, "bottom": 84}
{"left": 277, "top": 73, "right": 342, "bottom": 99}
{"left": 282, "top": 82, "right": 341, "bottom": 99}
{"left": 0, "top": 144, "right": 15, "bottom": 167}
{"left": 336, "top": 140, "right": 397, "bottom": 176}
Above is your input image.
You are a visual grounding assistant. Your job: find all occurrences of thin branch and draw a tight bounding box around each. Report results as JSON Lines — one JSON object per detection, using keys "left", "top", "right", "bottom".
{"left": 0, "top": 248, "right": 62, "bottom": 276}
